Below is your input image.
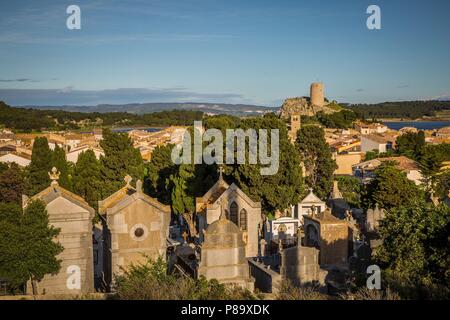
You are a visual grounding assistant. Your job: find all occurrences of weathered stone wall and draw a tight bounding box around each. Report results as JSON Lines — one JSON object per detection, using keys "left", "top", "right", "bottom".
{"left": 206, "top": 195, "right": 261, "bottom": 258}
{"left": 280, "top": 245, "right": 326, "bottom": 286}
{"left": 248, "top": 259, "right": 282, "bottom": 294}
{"left": 319, "top": 223, "right": 349, "bottom": 266}
{"left": 107, "top": 199, "right": 169, "bottom": 277}
{"left": 28, "top": 208, "right": 94, "bottom": 295}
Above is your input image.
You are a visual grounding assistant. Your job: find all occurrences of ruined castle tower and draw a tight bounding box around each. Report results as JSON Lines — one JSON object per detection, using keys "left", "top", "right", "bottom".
{"left": 310, "top": 82, "right": 324, "bottom": 107}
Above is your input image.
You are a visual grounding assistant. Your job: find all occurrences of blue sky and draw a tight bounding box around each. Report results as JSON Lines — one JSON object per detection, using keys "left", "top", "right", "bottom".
{"left": 0, "top": 0, "right": 449, "bottom": 107}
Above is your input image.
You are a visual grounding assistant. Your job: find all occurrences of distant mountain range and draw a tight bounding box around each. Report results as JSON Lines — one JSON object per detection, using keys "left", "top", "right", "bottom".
{"left": 27, "top": 103, "right": 279, "bottom": 117}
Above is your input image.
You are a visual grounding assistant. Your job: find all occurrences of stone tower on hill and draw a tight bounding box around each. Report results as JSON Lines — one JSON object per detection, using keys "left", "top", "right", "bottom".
{"left": 279, "top": 82, "right": 337, "bottom": 119}
{"left": 310, "top": 82, "right": 324, "bottom": 107}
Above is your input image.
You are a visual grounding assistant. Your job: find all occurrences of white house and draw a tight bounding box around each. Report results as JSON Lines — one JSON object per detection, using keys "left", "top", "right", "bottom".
{"left": 66, "top": 145, "right": 104, "bottom": 163}
{"left": 291, "top": 189, "right": 326, "bottom": 224}
{"left": 361, "top": 134, "right": 394, "bottom": 153}
{"left": 0, "top": 153, "right": 31, "bottom": 167}
{"left": 352, "top": 156, "right": 423, "bottom": 185}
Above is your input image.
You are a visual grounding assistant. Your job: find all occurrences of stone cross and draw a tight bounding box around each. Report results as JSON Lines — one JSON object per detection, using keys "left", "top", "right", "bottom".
{"left": 218, "top": 198, "right": 226, "bottom": 220}
{"left": 124, "top": 175, "right": 132, "bottom": 188}
{"left": 182, "top": 231, "right": 188, "bottom": 244}
{"left": 218, "top": 166, "right": 224, "bottom": 180}
{"left": 260, "top": 239, "right": 267, "bottom": 257}
{"left": 48, "top": 167, "right": 60, "bottom": 186}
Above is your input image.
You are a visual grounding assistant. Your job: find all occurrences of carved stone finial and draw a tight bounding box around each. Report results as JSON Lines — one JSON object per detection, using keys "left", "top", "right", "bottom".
{"left": 124, "top": 175, "right": 132, "bottom": 188}
{"left": 48, "top": 167, "right": 60, "bottom": 186}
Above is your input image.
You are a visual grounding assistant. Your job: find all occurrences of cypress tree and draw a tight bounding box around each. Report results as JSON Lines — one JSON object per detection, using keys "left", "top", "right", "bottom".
{"left": 72, "top": 149, "right": 101, "bottom": 210}
{"left": 51, "top": 145, "right": 71, "bottom": 191}
{"left": 26, "top": 137, "right": 52, "bottom": 196}
{"left": 296, "top": 125, "right": 337, "bottom": 199}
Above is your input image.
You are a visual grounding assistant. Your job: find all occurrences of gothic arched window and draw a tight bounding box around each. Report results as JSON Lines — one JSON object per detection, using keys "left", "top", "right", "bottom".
{"left": 239, "top": 209, "right": 247, "bottom": 231}
{"left": 229, "top": 202, "right": 238, "bottom": 225}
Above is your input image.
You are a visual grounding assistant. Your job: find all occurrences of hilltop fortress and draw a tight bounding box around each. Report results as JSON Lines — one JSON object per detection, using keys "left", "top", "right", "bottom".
{"left": 280, "top": 82, "right": 340, "bottom": 119}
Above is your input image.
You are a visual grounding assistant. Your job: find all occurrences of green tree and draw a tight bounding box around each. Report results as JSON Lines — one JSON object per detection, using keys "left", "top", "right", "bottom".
{"left": 336, "top": 175, "right": 361, "bottom": 207}
{"left": 375, "top": 203, "right": 450, "bottom": 299}
{"left": 435, "top": 170, "right": 450, "bottom": 200}
{"left": 364, "top": 150, "right": 379, "bottom": 161}
{"left": 100, "top": 129, "right": 144, "bottom": 197}
{"left": 0, "top": 162, "right": 8, "bottom": 175}
{"left": 227, "top": 114, "right": 303, "bottom": 214}
{"left": 26, "top": 137, "right": 53, "bottom": 196}
{"left": 0, "top": 201, "right": 63, "bottom": 295}
{"left": 170, "top": 164, "right": 197, "bottom": 236}
{"left": 363, "top": 161, "right": 423, "bottom": 210}
{"left": 72, "top": 150, "right": 102, "bottom": 210}
{"left": 0, "top": 163, "right": 24, "bottom": 205}
{"left": 296, "top": 125, "right": 337, "bottom": 199}
{"left": 395, "top": 131, "right": 425, "bottom": 160}
{"left": 51, "top": 145, "right": 72, "bottom": 191}
{"left": 145, "top": 144, "right": 177, "bottom": 205}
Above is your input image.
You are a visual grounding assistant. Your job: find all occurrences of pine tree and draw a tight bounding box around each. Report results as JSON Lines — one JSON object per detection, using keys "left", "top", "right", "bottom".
{"left": 99, "top": 129, "right": 144, "bottom": 197}
{"left": 26, "top": 137, "right": 53, "bottom": 196}
{"left": 0, "top": 201, "right": 63, "bottom": 295}
{"left": 296, "top": 125, "right": 337, "bottom": 199}
{"left": 229, "top": 114, "right": 303, "bottom": 214}
{"left": 362, "top": 161, "right": 423, "bottom": 210}
{"left": 72, "top": 149, "right": 101, "bottom": 210}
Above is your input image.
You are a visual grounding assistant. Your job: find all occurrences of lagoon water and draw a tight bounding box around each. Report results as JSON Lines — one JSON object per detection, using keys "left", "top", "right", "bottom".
{"left": 384, "top": 121, "right": 450, "bottom": 131}
{"left": 112, "top": 127, "right": 161, "bottom": 133}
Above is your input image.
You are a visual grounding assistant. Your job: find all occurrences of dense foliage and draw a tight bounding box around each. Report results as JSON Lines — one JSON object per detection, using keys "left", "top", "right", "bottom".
{"left": 395, "top": 131, "right": 426, "bottom": 160}
{"left": 0, "top": 101, "right": 203, "bottom": 132}
{"left": 25, "top": 137, "right": 53, "bottom": 196}
{"left": 72, "top": 150, "right": 102, "bottom": 210}
{"left": 346, "top": 100, "right": 450, "bottom": 119}
{"left": 362, "top": 162, "right": 423, "bottom": 210}
{"left": 227, "top": 114, "right": 303, "bottom": 214}
{"left": 302, "top": 110, "right": 357, "bottom": 129}
{"left": 99, "top": 129, "right": 144, "bottom": 197}
{"left": 0, "top": 164, "right": 24, "bottom": 205}
{"left": 0, "top": 201, "right": 63, "bottom": 294}
{"left": 114, "top": 256, "right": 256, "bottom": 300}
{"left": 296, "top": 125, "right": 337, "bottom": 199}
{"left": 336, "top": 176, "right": 361, "bottom": 208}
{"left": 375, "top": 203, "right": 450, "bottom": 299}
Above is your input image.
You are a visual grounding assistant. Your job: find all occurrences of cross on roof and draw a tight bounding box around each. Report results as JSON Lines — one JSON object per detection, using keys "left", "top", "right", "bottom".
{"left": 218, "top": 166, "right": 224, "bottom": 180}
{"left": 182, "top": 231, "right": 188, "bottom": 243}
